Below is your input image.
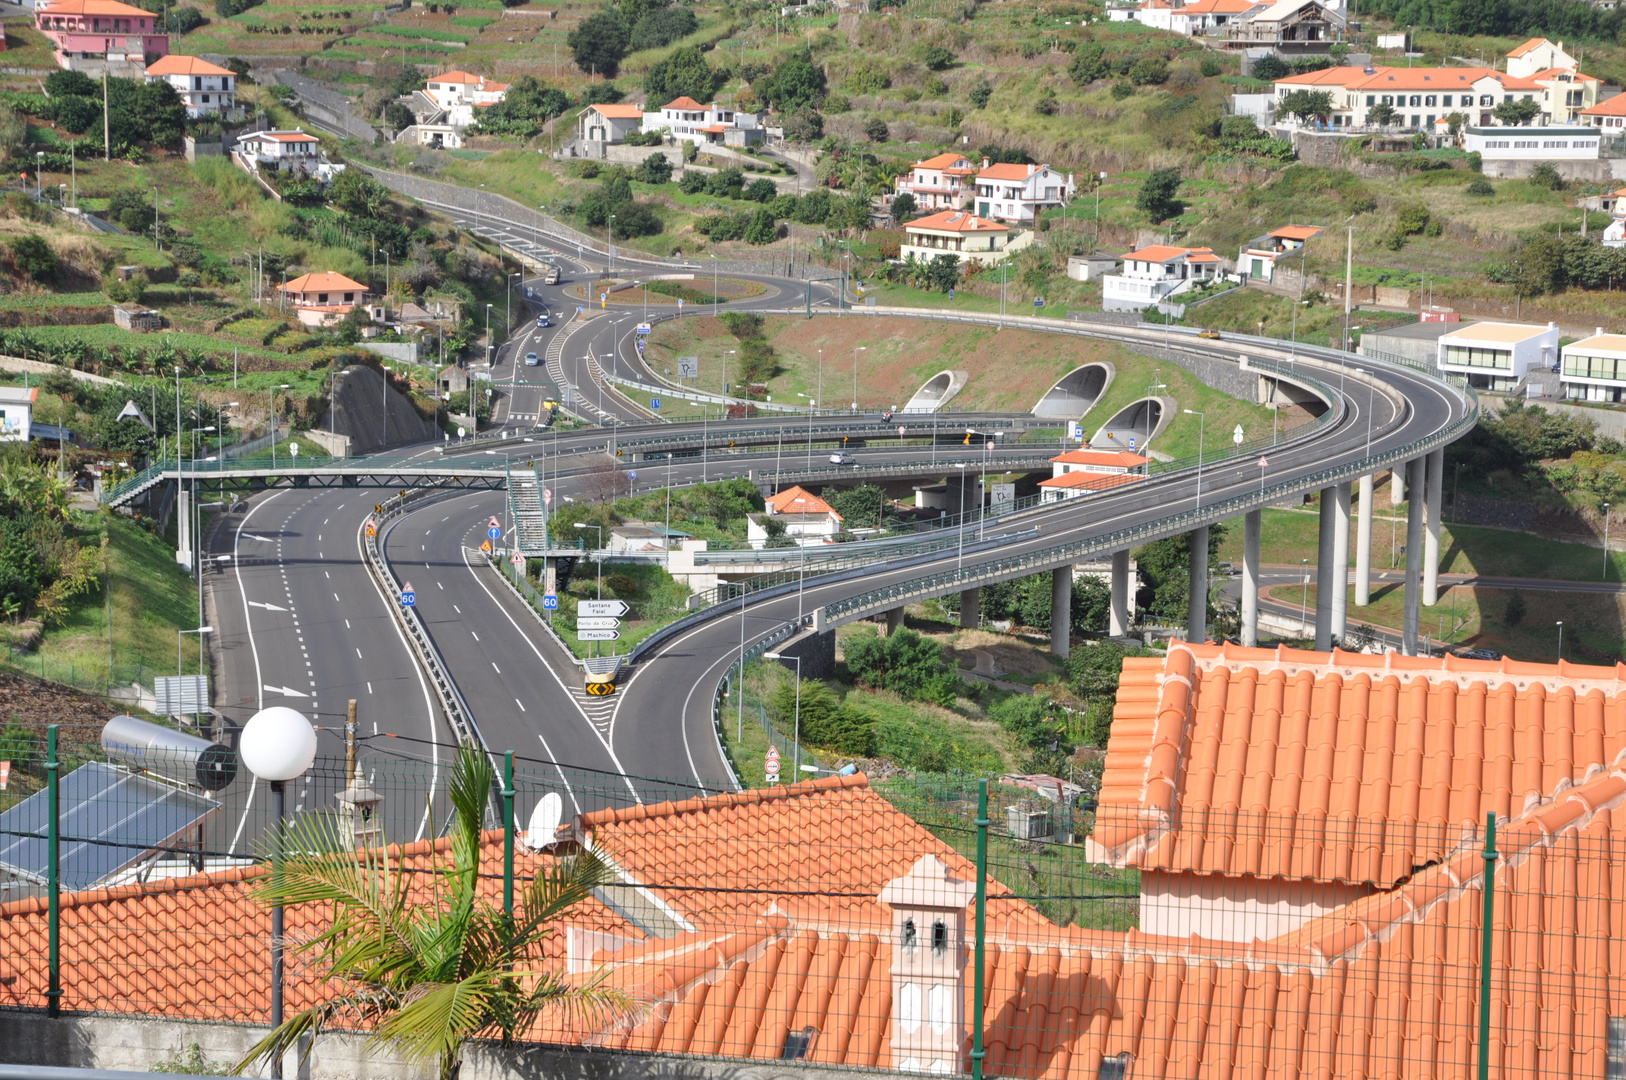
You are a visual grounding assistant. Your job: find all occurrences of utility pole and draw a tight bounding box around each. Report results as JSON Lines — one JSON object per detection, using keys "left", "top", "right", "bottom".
{"left": 1343, "top": 225, "right": 1355, "bottom": 350}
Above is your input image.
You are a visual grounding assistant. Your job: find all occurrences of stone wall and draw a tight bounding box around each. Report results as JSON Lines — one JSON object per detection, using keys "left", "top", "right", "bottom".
{"left": 326, "top": 364, "right": 440, "bottom": 454}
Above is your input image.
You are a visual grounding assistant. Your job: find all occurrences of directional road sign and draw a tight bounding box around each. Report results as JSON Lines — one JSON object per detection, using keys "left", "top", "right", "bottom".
{"left": 576, "top": 629, "right": 620, "bottom": 642}
{"left": 579, "top": 600, "right": 630, "bottom": 618}
{"left": 628, "top": 470, "right": 637, "bottom": 481}
{"left": 488, "top": 524, "right": 502, "bottom": 541}
{"left": 401, "top": 581, "right": 416, "bottom": 607}
{"left": 542, "top": 593, "right": 559, "bottom": 610}
{"left": 577, "top": 617, "right": 621, "bottom": 630}
{"left": 585, "top": 682, "right": 616, "bottom": 696}
{"left": 651, "top": 397, "right": 661, "bottom": 409}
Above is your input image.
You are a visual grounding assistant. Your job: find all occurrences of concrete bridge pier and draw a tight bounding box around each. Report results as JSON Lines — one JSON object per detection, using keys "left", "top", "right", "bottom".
{"left": 1051, "top": 566, "right": 1072, "bottom": 660}
{"left": 1423, "top": 446, "right": 1444, "bottom": 607}
{"left": 1355, "top": 473, "right": 1374, "bottom": 607}
{"left": 1403, "top": 456, "right": 1426, "bottom": 654}
{"left": 1109, "top": 550, "right": 1131, "bottom": 638}
{"left": 1314, "top": 486, "right": 1336, "bottom": 651}
{"left": 959, "top": 588, "right": 980, "bottom": 630}
{"left": 1188, "top": 525, "right": 1208, "bottom": 644}
{"left": 176, "top": 483, "right": 193, "bottom": 571}
{"left": 1241, "top": 510, "right": 1260, "bottom": 647}
{"left": 1330, "top": 481, "right": 1351, "bottom": 643}
{"left": 883, "top": 607, "right": 905, "bottom": 636}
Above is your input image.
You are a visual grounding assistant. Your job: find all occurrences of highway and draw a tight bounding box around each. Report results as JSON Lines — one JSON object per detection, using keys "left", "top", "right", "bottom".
{"left": 194, "top": 216, "right": 1472, "bottom": 823}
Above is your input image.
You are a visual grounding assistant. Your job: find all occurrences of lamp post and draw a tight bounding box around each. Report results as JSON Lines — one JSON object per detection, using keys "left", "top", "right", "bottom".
{"left": 851, "top": 346, "right": 865, "bottom": 412}
{"left": 1299, "top": 557, "right": 1310, "bottom": 633}
{"left": 34, "top": 150, "right": 43, "bottom": 200}
{"left": 1557, "top": 620, "right": 1564, "bottom": 662}
{"left": 485, "top": 303, "right": 494, "bottom": 371}
{"left": 955, "top": 462, "right": 968, "bottom": 571}
{"left": 710, "top": 253, "right": 719, "bottom": 318}
{"left": 1605, "top": 503, "right": 1613, "bottom": 581}
{"left": 762, "top": 652, "right": 803, "bottom": 774}
{"left": 1093, "top": 170, "right": 1107, "bottom": 250}
{"left": 239, "top": 706, "right": 317, "bottom": 1080}
{"left": 607, "top": 213, "right": 616, "bottom": 274}
{"left": 1183, "top": 408, "right": 1205, "bottom": 510}
{"left": 269, "top": 384, "right": 290, "bottom": 468}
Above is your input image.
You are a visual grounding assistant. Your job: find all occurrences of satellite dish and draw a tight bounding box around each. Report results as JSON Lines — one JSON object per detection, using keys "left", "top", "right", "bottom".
{"left": 525, "top": 791, "right": 564, "bottom": 850}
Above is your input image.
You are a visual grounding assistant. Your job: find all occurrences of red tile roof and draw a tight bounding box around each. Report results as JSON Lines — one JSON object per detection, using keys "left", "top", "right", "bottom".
{"left": 912, "top": 152, "right": 973, "bottom": 170}
{"left": 145, "top": 55, "right": 234, "bottom": 77}
{"left": 1506, "top": 36, "right": 1549, "bottom": 57}
{"left": 1037, "top": 471, "right": 1143, "bottom": 492}
{"left": 1050, "top": 449, "right": 1149, "bottom": 468}
{"left": 1276, "top": 65, "right": 1545, "bottom": 92}
{"left": 1122, "top": 245, "right": 1219, "bottom": 263}
{"left": 1582, "top": 95, "right": 1626, "bottom": 118}
{"left": 977, "top": 163, "right": 1040, "bottom": 181}
{"left": 591, "top": 103, "right": 646, "bottom": 118}
{"left": 1270, "top": 225, "right": 1325, "bottom": 241}
{"left": 428, "top": 69, "right": 484, "bottom": 84}
{"left": 662, "top": 96, "right": 708, "bottom": 111}
{"left": 766, "top": 485, "right": 840, "bottom": 519}
{"left": 906, "top": 211, "right": 1009, "bottom": 234}
{"left": 38, "top": 0, "right": 154, "bottom": 15}
{"left": 281, "top": 272, "right": 368, "bottom": 295}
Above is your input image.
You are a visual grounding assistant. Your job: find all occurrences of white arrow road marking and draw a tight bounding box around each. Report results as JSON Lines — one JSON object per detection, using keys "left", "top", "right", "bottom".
{"left": 246, "top": 600, "right": 288, "bottom": 611}
{"left": 263, "top": 684, "right": 309, "bottom": 698}
{"left": 242, "top": 533, "right": 275, "bottom": 542}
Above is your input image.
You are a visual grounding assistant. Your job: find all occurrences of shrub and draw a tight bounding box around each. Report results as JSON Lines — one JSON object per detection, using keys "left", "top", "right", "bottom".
{"left": 1135, "top": 167, "right": 1183, "bottom": 223}
{"left": 1034, "top": 88, "right": 1058, "bottom": 115}
{"left": 968, "top": 81, "right": 991, "bottom": 108}
{"left": 742, "top": 177, "right": 776, "bottom": 202}
{"left": 1395, "top": 200, "right": 1430, "bottom": 234}
{"left": 639, "top": 153, "right": 672, "bottom": 185}
{"left": 923, "top": 45, "right": 955, "bottom": 70}
{"left": 9, "top": 235, "right": 55, "bottom": 281}
{"left": 863, "top": 116, "right": 889, "bottom": 141}
{"left": 1199, "top": 54, "right": 1222, "bottom": 77}
{"left": 1128, "top": 56, "right": 1169, "bottom": 85}
{"left": 1465, "top": 177, "right": 1494, "bottom": 196}
{"left": 1251, "top": 54, "right": 1288, "bottom": 80}
{"left": 1530, "top": 162, "right": 1563, "bottom": 190}
{"left": 767, "top": 678, "right": 877, "bottom": 756}
{"left": 844, "top": 628, "right": 961, "bottom": 707}
{"left": 1110, "top": 81, "right": 1134, "bottom": 100}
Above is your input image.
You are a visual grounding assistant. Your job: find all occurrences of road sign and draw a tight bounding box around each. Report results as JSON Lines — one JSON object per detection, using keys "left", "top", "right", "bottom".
{"left": 765, "top": 746, "right": 781, "bottom": 784}
{"left": 636, "top": 322, "right": 652, "bottom": 334}
{"left": 1034, "top": 297, "right": 1045, "bottom": 308}
{"left": 948, "top": 287, "right": 955, "bottom": 299}
{"left": 488, "top": 524, "right": 502, "bottom": 540}
{"left": 365, "top": 521, "right": 377, "bottom": 538}
{"left": 510, "top": 552, "right": 524, "bottom": 567}
{"left": 897, "top": 425, "right": 906, "bottom": 436}
{"left": 577, "top": 628, "right": 620, "bottom": 642}
{"left": 1233, "top": 424, "right": 1245, "bottom": 445}
{"left": 580, "top": 599, "right": 630, "bottom": 617}
{"left": 542, "top": 488, "right": 553, "bottom": 507}
{"left": 1129, "top": 436, "right": 1137, "bottom": 450}
{"left": 0, "top": 761, "right": 9, "bottom": 790}
{"left": 585, "top": 682, "right": 616, "bottom": 696}
{"left": 1258, "top": 456, "right": 1269, "bottom": 468}
{"left": 1070, "top": 421, "right": 1084, "bottom": 440}
{"left": 155, "top": 675, "right": 208, "bottom": 715}
{"left": 480, "top": 540, "right": 493, "bottom": 552}
{"left": 678, "top": 356, "right": 699, "bottom": 378}
{"left": 401, "top": 582, "right": 416, "bottom": 607}
{"left": 628, "top": 470, "right": 637, "bottom": 481}
{"left": 577, "top": 617, "right": 621, "bottom": 630}
{"left": 543, "top": 593, "right": 559, "bottom": 610}
{"left": 651, "top": 397, "right": 661, "bottom": 409}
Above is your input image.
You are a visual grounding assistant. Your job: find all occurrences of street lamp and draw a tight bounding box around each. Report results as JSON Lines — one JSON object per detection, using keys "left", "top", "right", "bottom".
{"left": 1605, "top": 503, "right": 1613, "bottom": 581}
{"left": 607, "top": 213, "right": 616, "bottom": 274}
{"left": 484, "top": 303, "right": 495, "bottom": 371}
{"left": 762, "top": 652, "right": 803, "bottom": 774}
{"left": 1299, "top": 557, "right": 1310, "bottom": 633}
{"left": 852, "top": 346, "right": 866, "bottom": 412}
{"left": 955, "top": 462, "right": 968, "bottom": 571}
{"left": 34, "top": 150, "right": 42, "bottom": 200}
{"left": 1557, "top": 620, "right": 1565, "bottom": 662}
{"left": 1183, "top": 408, "right": 1205, "bottom": 510}
{"left": 239, "top": 706, "right": 318, "bottom": 1080}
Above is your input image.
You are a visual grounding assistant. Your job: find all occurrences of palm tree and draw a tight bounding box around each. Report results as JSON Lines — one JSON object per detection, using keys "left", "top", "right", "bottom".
{"left": 236, "top": 747, "right": 632, "bottom": 1080}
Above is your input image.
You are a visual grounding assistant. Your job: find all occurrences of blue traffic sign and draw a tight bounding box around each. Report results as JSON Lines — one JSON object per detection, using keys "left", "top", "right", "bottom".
{"left": 1034, "top": 297, "right": 1045, "bottom": 308}
{"left": 401, "top": 589, "right": 416, "bottom": 607}
{"left": 488, "top": 525, "right": 502, "bottom": 540}
{"left": 628, "top": 470, "right": 637, "bottom": 481}
{"left": 543, "top": 593, "right": 559, "bottom": 610}
{"left": 651, "top": 397, "right": 661, "bottom": 409}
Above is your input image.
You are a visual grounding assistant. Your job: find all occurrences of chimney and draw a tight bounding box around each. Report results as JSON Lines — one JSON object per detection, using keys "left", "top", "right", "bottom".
{"left": 878, "top": 854, "right": 978, "bottom": 1074}
{"left": 982, "top": 157, "right": 990, "bottom": 169}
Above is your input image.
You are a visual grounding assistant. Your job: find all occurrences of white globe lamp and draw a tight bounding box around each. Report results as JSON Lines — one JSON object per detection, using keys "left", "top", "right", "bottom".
{"left": 241, "top": 706, "right": 317, "bottom": 782}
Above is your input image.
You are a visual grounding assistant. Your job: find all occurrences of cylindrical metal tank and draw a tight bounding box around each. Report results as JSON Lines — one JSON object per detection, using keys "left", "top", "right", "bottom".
{"left": 101, "top": 714, "right": 238, "bottom": 791}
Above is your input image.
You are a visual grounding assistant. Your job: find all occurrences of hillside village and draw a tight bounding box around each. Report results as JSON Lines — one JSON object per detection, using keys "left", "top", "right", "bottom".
{"left": 0, "top": 0, "right": 1625, "bottom": 1076}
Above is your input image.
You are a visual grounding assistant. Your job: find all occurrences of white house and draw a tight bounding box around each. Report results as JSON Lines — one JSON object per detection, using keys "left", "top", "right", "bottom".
{"left": 747, "top": 485, "right": 842, "bottom": 545}
{"left": 642, "top": 96, "right": 765, "bottom": 147}
{"left": 279, "top": 272, "right": 371, "bottom": 329}
{"left": 1560, "top": 330, "right": 1626, "bottom": 402}
{"left": 1037, "top": 448, "right": 1147, "bottom": 502}
{"left": 1464, "top": 126, "right": 1600, "bottom": 164}
{"left": 1436, "top": 320, "right": 1559, "bottom": 392}
{"left": 900, "top": 211, "right": 1011, "bottom": 267}
{"left": 578, "top": 103, "right": 647, "bottom": 144}
{"left": 144, "top": 55, "right": 235, "bottom": 118}
{"left": 1101, "top": 244, "right": 1223, "bottom": 312}
{"left": 1238, "top": 224, "right": 1324, "bottom": 282}
{"left": 1580, "top": 94, "right": 1626, "bottom": 134}
{"left": 1168, "top": 0, "right": 1255, "bottom": 33}
{"left": 1605, "top": 215, "right": 1626, "bottom": 249}
{"left": 973, "top": 162, "right": 1075, "bottom": 225}
{"left": 422, "top": 70, "right": 508, "bottom": 130}
{"left": 893, "top": 152, "right": 977, "bottom": 213}
{"left": 0, "top": 387, "right": 36, "bottom": 442}
{"left": 235, "top": 129, "right": 320, "bottom": 173}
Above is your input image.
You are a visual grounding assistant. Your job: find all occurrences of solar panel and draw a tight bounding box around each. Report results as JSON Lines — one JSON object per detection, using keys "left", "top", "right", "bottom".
{"left": 0, "top": 762, "right": 220, "bottom": 891}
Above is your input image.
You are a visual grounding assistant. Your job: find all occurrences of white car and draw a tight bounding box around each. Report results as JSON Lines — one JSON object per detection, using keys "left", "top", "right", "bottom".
{"left": 829, "top": 452, "right": 851, "bottom": 464}
{"left": 524, "top": 352, "right": 540, "bottom": 367}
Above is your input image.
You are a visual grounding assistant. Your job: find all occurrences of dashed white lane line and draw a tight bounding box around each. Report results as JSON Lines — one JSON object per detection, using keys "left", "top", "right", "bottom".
{"left": 344, "top": 619, "right": 351, "bottom": 629}
{"left": 356, "top": 648, "right": 364, "bottom": 659}
{"left": 334, "top": 592, "right": 340, "bottom": 602}
{"left": 367, "top": 682, "right": 373, "bottom": 693}
{"left": 515, "top": 698, "right": 526, "bottom": 712}
{"left": 471, "top": 631, "right": 480, "bottom": 641}
{"left": 453, "top": 604, "right": 462, "bottom": 614}
{"left": 438, "top": 582, "right": 444, "bottom": 589}
{"left": 492, "top": 662, "right": 501, "bottom": 673}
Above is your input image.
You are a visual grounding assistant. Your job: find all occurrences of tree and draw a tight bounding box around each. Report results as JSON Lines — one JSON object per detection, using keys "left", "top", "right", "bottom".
{"left": 889, "top": 190, "right": 916, "bottom": 222}
{"left": 569, "top": 9, "right": 631, "bottom": 78}
{"left": 44, "top": 70, "right": 97, "bottom": 98}
{"left": 1135, "top": 167, "right": 1183, "bottom": 223}
{"left": 235, "top": 747, "right": 630, "bottom": 1080}
{"left": 1251, "top": 54, "right": 1288, "bottom": 81}
{"left": 472, "top": 77, "right": 570, "bottom": 138}
{"left": 639, "top": 152, "right": 672, "bottom": 184}
{"left": 628, "top": 4, "right": 695, "bottom": 49}
{"left": 1068, "top": 42, "right": 1108, "bottom": 86}
{"left": 328, "top": 170, "right": 390, "bottom": 218}
{"left": 166, "top": 5, "right": 205, "bottom": 32}
{"left": 1366, "top": 101, "right": 1398, "bottom": 128}
{"left": 1128, "top": 56, "right": 1169, "bottom": 85}
{"left": 863, "top": 116, "right": 888, "bottom": 142}
{"left": 922, "top": 45, "right": 955, "bottom": 71}
{"left": 1278, "top": 89, "right": 1334, "bottom": 125}
{"left": 923, "top": 252, "right": 959, "bottom": 292}
{"left": 51, "top": 95, "right": 100, "bottom": 135}
{"left": 743, "top": 207, "right": 777, "bottom": 245}
{"left": 781, "top": 106, "right": 823, "bottom": 143}
{"left": 9, "top": 236, "right": 55, "bottom": 282}
{"left": 743, "top": 177, "right": 777, "bottom": 202}
{"left": 762, "top": 53, "right": 826, "bottom": 111}
{"left": 382, "top": 102, "right": 414, "bottom": 131}
{"left": 968, "top": 81, "right": 992, "bottom": 108}
{"left": 1529, "top": 161, "right": 1563, "bottom": 190}
{"left": 843, "top": 627, "right": 960, "bottom": 706}
{"left": 644, "top": 45, "right": 718, "bottom": 105}
{"left": 1493, "top": 96, "right": 1541, "bottom": 126}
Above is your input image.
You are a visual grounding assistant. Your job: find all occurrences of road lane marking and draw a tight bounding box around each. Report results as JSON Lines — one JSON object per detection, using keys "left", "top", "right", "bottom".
{"left": 516, "top": 698, "right": 526, "bottom": 711}
{"left": 492, "top": 662, "right": 501, "bottom": 673}
{"left": 227, "top": 489, "right": 290, "bottom": 856}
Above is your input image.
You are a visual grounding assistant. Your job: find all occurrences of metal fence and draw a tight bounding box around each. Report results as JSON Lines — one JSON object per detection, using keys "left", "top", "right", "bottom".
{"left": 0, "top": 722, "right": 1591, "bottom": 1080}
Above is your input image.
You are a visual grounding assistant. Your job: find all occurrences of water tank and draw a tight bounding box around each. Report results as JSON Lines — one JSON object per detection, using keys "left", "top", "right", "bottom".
{"left": 101, "top": 714, "right": 238, "bottom": 792}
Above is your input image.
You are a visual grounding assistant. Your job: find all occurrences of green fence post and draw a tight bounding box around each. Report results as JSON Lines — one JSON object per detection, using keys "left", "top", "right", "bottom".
{"left": 46, "top": 723, "right": 60, "bottom": 1018}
{"left": 1478, "top": 811, "right": 1497, "bottom": 1080}
{"left": 502, "top": 751, "right": 515, "bottom": 919}
{"left": 971, "top": 778, "right": 988, "bottom": 1080}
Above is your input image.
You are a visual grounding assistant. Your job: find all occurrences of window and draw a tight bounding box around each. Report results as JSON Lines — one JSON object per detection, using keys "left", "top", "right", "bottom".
{"left": 1100, "top": 1053, "right": 1134, "bottom": 1080}
{"left": 932, "top": 919, "right": 949, "bottom": 954}
{"left": 1425, "top": 95, "right": 1436, "bottom": 106}
{"left": 1444, "top": 345, "right": 1513, "bottom": 370}
{"left": 1609, "top": 1017, "right": 1626, "bottom": 1080}
{"left": 1409, "top": 95, "right": 1421, "bottom": 106}
{"left": 1366, "top": 94, "right": 1375, "bottom": 105}
{"left": 1442, "top": 95, "right": 1453, "bottom": 106}
{"left": 1381, "top": 94, "right": 1393, "bottom": 105}
{"left": 1481, "top": 95, "right": 1494, "bottom": 106}
{"left": 901, "top": 918, "right": 917, "bottom": 949}
{"left": 782, "top": 1026, "right": 819, "bottom": 1060}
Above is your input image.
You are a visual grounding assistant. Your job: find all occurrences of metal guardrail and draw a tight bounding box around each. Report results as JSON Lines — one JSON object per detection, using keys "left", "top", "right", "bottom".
{"left": 364, "top": 490, "right": 485, "bottom": 749}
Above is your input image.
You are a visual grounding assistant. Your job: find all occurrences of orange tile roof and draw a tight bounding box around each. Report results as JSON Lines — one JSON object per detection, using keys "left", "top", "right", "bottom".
{"left": 1273, "top": 64, "right": 1370, "bottom": 86}
{"left": 1270, "top": 225, "right": 1324, "bottom": 241}
{"left": 1526, "top": 66, "right": 1600, "bottom": 82}
{"left": 913, "top": 152, "right": 973, "bottom": 170}
{"left": 427, "top": 69, "right": 484, "bottom": 84}
{"left": 1582, "top": 95, "right": 1626, "bottom": 117}
{"left": 281, "top": 272, "right": 369, "bottom": 294}
{"left": 145, "top": 55, "right": 233, "bottom": 77}
{"left": 1050, "top": 449, "right": 1149, "bottom": 468}
{"left": 1276, "top": 65, "right": 1544, "bottom": 92}
{"left": 766, "top": 484, "right": 840, "bottom": 519}
{"left": 252, "top": 131, "right": 318, "bottom": 143}
{"left": 977, "top": 162, "right": 1039, "bottom": 181}
{"left": 1507, "top": 36, "right": 1549, "bottom": 57}
{"left": 662, "top": 96, "right": 708, "bottom": 111}
{"left": 1089, "top": 642, "right": 1626, "bottom": 888}
{"left": 1122, "top": 244, "right": 1218, "bottom": 263}
{"left": 906, "top": 210, "right": 1009, "bottom": 234}
{"left": 591, "top": 103, "right": 646, "bottom": 118}
{"left": 38, "top": 0, "right": 154, "bottom": 15}
{"left": 1037, "top": 471, "right": 1143, "bottom": 492}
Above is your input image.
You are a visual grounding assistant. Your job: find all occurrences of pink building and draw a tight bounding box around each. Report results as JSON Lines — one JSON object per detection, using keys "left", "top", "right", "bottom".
{"left": 35, "top": 0, "right": 168, "bottom": 72}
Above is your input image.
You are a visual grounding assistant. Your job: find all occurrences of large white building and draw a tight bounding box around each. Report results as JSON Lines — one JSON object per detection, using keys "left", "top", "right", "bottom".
{"left": 422, "top": 70, "right": 508, "bottom": 130}
{"left": 144, "top": 55, "right": 236, "bottom": 118}
{"left": 0, "top": 387, "right": 36, "bottom": 442}
{"left": 1462, "top": 126, "right": 1602, "bottom": 176}
{"left": 1101, "top": 244, "right": 1223, "bottom": 312}
{"left": 642, "top": 96, "right": 765, "bottom": 147}
{"left": 1037, "top": 449, "right": 1147, "bottom": 502}
{"left": 235, "top": 129, "right": 320, "bottom": 173}
{"left": 1238, "top": 224, "right": 1323, "bottom": 282}
{"left": 973, "top": 162, "right": 1075, "bottom": 225}
{"left": 1436, "top": 321, "right": 1559, "bottom": 392}
{"left": 893, "top": 153, "right": 977, "bottom": 213}
{"left": 899, "top": 211, "right": 1011, "bottom": 267}
{"left": 1560, "top": 331, "right": 1626, "bottom": 402}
